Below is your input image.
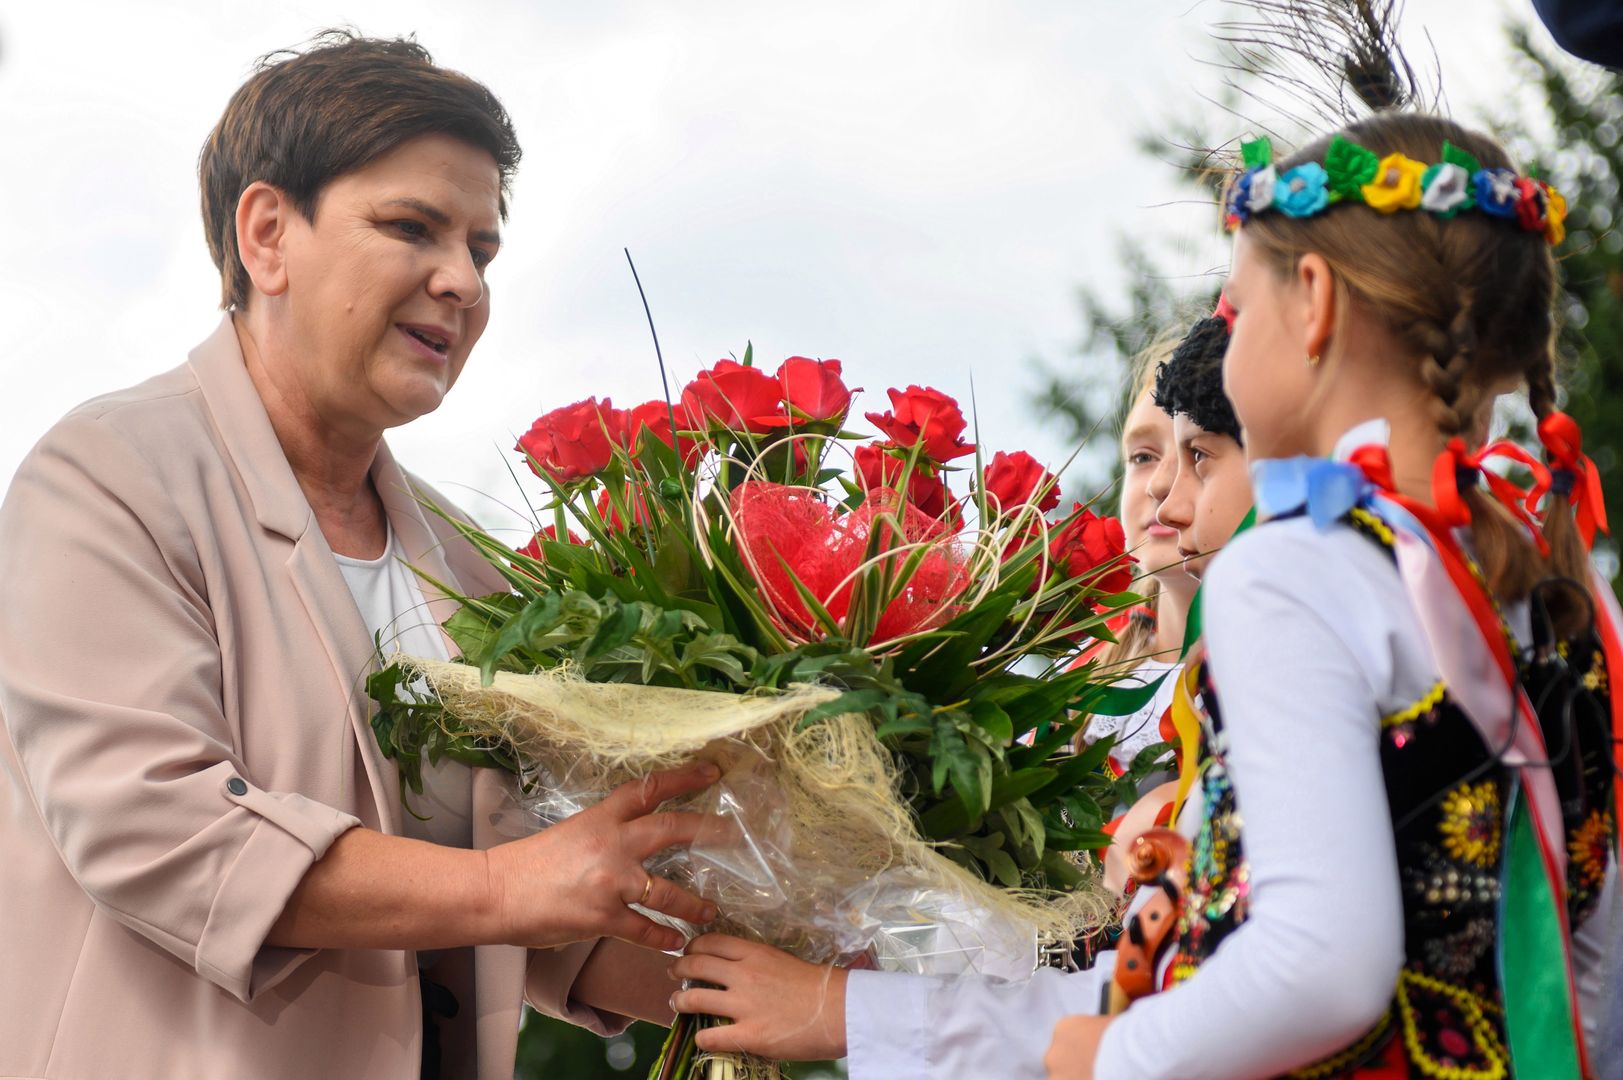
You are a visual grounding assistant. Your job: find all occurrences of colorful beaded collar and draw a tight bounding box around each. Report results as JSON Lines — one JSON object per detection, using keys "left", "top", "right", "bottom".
{"left": 1224, "top": 136, "right": 1568, "bottom": 246}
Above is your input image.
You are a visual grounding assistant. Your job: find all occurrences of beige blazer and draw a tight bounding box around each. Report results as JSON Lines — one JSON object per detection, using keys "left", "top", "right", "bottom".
{"left": 0, "top": 317, "right": 625, "bottom": 1079}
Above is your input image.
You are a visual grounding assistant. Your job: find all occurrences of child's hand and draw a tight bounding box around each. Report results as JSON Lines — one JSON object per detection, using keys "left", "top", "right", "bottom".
{"left": 669, "top": 933, "right": 849, "bottom": 1061}
{"left": 1044, "top": 1014, "right": 1111, "bottom": 1079}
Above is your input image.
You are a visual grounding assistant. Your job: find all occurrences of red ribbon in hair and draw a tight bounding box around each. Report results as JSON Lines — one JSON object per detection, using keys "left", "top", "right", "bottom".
{"left": 1429, "top": 437, "right": 1552, "bottom": 556}
{"left": 1535, "top": 412, "right": 1610, "bottom": 550}
{"left": 1213, "top": 293, "right": 1237, "bottom": 330}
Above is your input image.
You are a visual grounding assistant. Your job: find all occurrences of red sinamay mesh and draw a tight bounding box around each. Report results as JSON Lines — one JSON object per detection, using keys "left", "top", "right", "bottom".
{"left": 729, "top": 480, "right": 970, "bottom": 644}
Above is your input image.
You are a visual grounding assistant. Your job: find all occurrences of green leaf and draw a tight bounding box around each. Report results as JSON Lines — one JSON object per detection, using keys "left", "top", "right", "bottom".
{"left": 679, "top": 632, "right": 757, "bottom": 687}
{"left": 651, "top": 524, "right": 697, "bottom": 596}
{"left": 968, "top": 700, "right": 1014, "bottom": 746}
{"left": 947, "top": 732, "right": 993, "bottom": 818}
{"left": 798, "top": 688, "right": 894, "bottom": 729}
{"left": 1440, "top": 140, "right": 1483, "bottom": 178}
{"left": 875, "top": 713, "right": 933, "bottom": 740}
{"left": 1324, "top": 134, "right": 1379, "bottom": 201}
{"left": 584, "top": 600, "right": 645, "bottom": 659}
{"left": 1027, "top": 734, "right": 1117, "bottom": 804}
{"left": 1126, "top": 740, "right": 1176, "bottom": 780}
{"left": 1039, "top": 849, "right": 1087, "bottom": 889}
{"left": 1044, "top": 819, "right": 1114, "bottom": 852}
{"left": 1072, "top": 670, "right": 1172, "bottom": 718}
{"left": 1240, "top": 137, "right": 1273, "bottom": 169}
{"left": 962, "top": 832, "right": 1022, "bottom": 887}
{"left": 1061, "top": 791, "right": 1105, "bottom": 830}
{"left": 480, "top": 593, "right": 562, "bottom": 684}
{"left": 897, "top": 592, "right": 1018, "bottom": 699}
{"left": 920, "top": 766, "right": 1058, "bottom": 837}
{"left": 999, "top": 797, "right": 1048, "bottom": 864}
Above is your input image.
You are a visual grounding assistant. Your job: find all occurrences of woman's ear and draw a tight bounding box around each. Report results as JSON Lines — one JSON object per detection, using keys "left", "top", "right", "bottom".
{"left": 1296, "top": 252, "right": 1336, "bottom": 362}
{"left": 235, "top": 181, "right": 292, "bottom": 300}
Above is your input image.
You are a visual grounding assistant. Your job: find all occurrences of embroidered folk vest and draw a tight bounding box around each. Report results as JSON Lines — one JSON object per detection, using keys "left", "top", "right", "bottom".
{"left": 1168, "top": 508, "right": 1615, "bottom": 1079}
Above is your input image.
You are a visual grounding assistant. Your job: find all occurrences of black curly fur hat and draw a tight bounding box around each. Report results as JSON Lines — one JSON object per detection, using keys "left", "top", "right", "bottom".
{"left": 1152, "top": 315, "right": 1243, "bottom": 445}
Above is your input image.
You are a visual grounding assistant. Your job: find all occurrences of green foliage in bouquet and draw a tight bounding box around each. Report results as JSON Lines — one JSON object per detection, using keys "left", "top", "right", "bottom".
{"left": 370, "top": 350, "right": 1162, "bottom": 893}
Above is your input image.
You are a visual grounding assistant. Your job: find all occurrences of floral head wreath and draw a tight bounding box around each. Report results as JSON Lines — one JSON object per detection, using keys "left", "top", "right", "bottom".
{"left": 1224, "top": 136, "right": 1569, "bottom": 247}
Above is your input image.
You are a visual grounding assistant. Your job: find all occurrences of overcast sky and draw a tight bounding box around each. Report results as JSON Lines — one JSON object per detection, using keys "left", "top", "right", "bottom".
{"left": 0, "top": 0, "right": 1541, "bottom": 542}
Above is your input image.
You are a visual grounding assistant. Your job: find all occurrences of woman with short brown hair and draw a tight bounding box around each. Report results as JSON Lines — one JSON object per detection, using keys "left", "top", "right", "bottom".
{"left": 0, "top": 31, "right": 693, "bottom": 1080}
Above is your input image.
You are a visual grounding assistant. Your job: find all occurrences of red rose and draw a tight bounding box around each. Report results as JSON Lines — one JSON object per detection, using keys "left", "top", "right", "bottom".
{"left": 854, "top": 442, "right": 953, "bottom": 521}
{"left": 681, "top": 360, "right": 785, "bottom": 435}
{"left": 515, "top": 397, "right": 627, "bottom": 483}
{"left": 982, "top": 450, "right": 1060, "bottom": 513}
{"left": 773, "top": 357, "right": 854, "bottom": 425}
{"left": 626, "top": 400, "right": 701, "bottom": 465}
{"left": 1049, "top": 505, "right": 1136, "bottom": 596}
{"left": 516, "top": 524, "right": 583, "bottom": 562}
{"left": 864, "top": 386, "right": 974, "bottom": 462}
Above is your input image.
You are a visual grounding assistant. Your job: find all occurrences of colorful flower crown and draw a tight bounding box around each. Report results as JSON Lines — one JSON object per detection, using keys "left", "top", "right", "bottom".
{"left": 1224, "top": 136, "right": 1568, "bottom": 246}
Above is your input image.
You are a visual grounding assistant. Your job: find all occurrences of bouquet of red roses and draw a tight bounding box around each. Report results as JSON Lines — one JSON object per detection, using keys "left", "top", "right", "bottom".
{"left": 371, "top": 348, "right": 1153, "bottom": 1078}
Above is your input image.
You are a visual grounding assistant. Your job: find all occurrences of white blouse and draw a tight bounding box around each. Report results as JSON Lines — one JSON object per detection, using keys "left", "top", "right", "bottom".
{"left": 333, "top": 530, "right": 470, "bottom": 851}
{"left": 1082, "top": 658, "right": 1180, "bottom": 776}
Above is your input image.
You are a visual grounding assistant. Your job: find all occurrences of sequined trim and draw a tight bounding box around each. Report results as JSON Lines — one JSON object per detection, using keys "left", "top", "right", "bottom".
{"left": 1394, "top": 970, "right": 1508, "bottom": 1080}
{"left": 1348, "top": 506, "right": 1396, "bottom": 546}
{"left": 1381, "top": 681, "right": 1446, "bottom": 728}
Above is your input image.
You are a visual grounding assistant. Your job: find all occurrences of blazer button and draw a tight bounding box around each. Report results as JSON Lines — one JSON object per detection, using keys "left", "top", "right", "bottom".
{"left": 226, "top": 777, "right": 249, "bottom": 796}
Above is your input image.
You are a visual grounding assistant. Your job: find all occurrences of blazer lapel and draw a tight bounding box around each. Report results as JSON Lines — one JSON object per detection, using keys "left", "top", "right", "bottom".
{"left": 187, "top": 315, "right": 399, "bottom": 835}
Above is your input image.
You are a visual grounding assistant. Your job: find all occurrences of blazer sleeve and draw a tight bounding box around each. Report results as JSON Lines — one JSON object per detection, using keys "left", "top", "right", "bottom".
{"left": 0, "top": 411, "right": 360, "bottom": 1003}
{"left": 523, "top": 943, "right": 635, "bottom": 1036}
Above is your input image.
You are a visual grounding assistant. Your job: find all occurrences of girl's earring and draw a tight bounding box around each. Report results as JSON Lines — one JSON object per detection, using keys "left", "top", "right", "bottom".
{"left": 1306, "top": 353, "right": 1321, "bottom": 367}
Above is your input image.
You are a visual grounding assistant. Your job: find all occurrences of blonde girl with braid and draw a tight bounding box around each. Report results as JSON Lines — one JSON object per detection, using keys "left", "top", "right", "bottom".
{"left": 1047, "top": 111, "right": 1617, "bottom": 1080}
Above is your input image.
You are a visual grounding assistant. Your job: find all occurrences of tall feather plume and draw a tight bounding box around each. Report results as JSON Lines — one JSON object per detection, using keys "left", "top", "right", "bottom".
{"left": 1211, "top": 0, "right": 1444, "bottom": 127}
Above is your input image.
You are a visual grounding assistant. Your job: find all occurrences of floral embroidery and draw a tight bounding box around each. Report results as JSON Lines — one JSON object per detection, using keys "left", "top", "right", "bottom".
{"left": 1438, "top": 781, "right": 1501, "bottom": 868}
{"left": 1569, "top": 809, "right": 1612, "bottom": 892}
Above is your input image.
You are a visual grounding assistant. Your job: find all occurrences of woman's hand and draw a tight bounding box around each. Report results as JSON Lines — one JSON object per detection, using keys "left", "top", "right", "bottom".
{"left": 669, "top": 933, "right": 849, "bottom": 1061}
{"left": 1044, "top": 1015, "right": 1112, "bottom": 1079}
{"left": 482, "top": 762, "right": 720, "bottom": 953}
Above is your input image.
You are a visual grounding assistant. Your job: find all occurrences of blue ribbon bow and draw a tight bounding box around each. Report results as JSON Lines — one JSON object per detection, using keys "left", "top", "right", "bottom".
{"left": 1251, "top": 456, "right": 1374, "bottom": 529}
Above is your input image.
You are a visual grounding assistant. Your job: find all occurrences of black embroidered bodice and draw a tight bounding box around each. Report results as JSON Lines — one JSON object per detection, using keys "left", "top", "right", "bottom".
{"left": 1168, "top": 507, "right": 1616, "bottom": 1079}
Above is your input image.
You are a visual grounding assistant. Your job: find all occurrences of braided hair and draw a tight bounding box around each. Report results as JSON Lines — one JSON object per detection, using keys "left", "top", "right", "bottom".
{"left": 1238, "top": 112, "right": 1588, "bottom": 625}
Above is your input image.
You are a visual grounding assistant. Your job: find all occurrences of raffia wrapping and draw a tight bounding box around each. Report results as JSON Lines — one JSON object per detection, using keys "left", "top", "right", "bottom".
{"left": 402, "top": 657, "right": 1112, "bottom": 1078}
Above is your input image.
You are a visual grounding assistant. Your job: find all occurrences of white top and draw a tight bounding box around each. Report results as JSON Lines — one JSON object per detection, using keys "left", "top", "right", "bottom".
{"left": 333, "top": 531, "right": 470, "bottom": 850}
{"left": 1082, "top": 658, "right": 1179, "bottom": 775}
{"left": 844, "top": 421, "right": 1612, "bottom": 1078}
